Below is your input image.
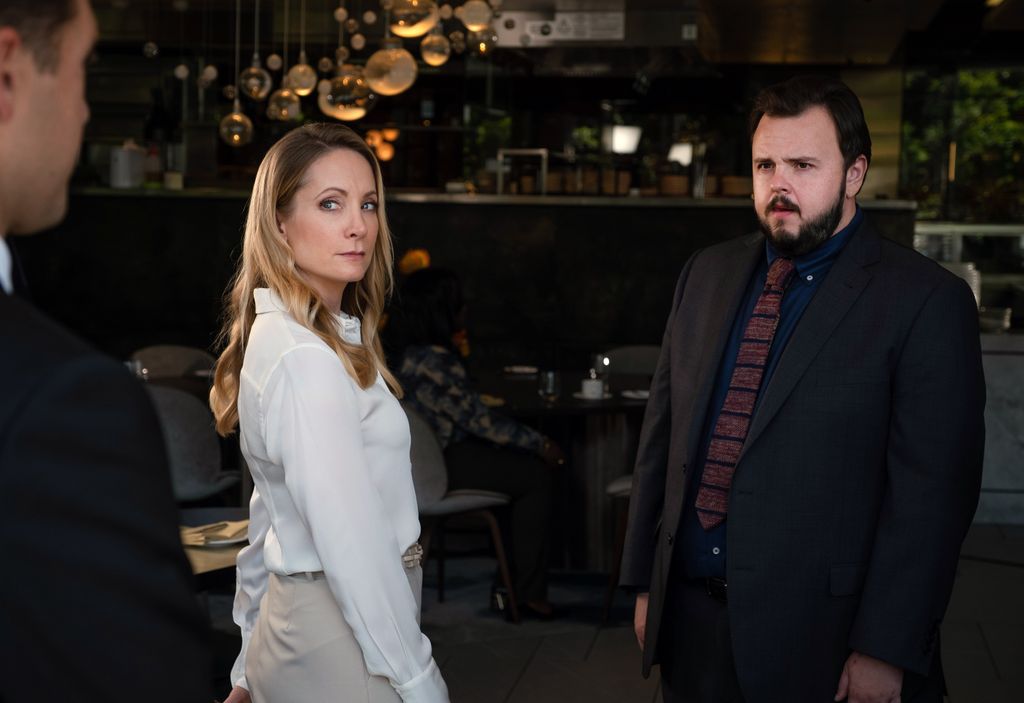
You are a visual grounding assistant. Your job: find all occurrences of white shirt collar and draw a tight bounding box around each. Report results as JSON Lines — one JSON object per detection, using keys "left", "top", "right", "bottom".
{"left": 253, "top": 287, "right": 361, "bottom": 337}
{"left": 0, "top": 237, "right": 13, "bottom": 295}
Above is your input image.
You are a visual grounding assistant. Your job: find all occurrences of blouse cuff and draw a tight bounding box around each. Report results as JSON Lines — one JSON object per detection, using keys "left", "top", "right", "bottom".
{"left": 394, "top": 658, "right": 449, "bottom": 703}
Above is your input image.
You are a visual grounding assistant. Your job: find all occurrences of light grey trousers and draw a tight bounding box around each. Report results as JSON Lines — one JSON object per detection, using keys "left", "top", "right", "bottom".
{"left": 247, "top": 565, "right": 423, "bottom": 703}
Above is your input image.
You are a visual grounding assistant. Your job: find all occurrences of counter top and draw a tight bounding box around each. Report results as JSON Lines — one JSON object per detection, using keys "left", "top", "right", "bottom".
{"left": 70, "top": 186, "right": 917, "bottom": 210}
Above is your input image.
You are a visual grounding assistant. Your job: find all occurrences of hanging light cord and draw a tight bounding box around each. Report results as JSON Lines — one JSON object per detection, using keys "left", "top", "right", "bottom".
{"left": 283, "top": 0, "right": 290, "bottom": 73}
{"left": 300, "top": 0, "right": 307, "bottom": 57}
{"left": 233, "top": 0, "right": 241, "bottom": 111}
{"left": 253, "top": 0, "right": 261, "bottom": 61}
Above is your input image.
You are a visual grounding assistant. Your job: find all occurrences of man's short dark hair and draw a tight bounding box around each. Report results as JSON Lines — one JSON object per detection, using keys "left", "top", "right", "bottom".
{"left": 749, "top": 75, "right": 872, "bottom": 171}
{"left": 0, "top": 0, "right": 76, "bottom": 72}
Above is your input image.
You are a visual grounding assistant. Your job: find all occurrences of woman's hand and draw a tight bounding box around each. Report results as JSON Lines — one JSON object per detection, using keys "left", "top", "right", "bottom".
{"left": 219, "top": 685, "right": 251, "bottom": 703}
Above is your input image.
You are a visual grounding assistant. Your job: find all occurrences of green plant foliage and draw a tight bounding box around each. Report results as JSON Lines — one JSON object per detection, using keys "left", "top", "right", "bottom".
{"left": 902, "top": 68, "right": 1024, "bottom": 222}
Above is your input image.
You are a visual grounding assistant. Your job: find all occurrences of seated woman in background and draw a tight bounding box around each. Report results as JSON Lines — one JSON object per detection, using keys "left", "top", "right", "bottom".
{"left": 386, "top": 267, "right": 563, "bottom": 619}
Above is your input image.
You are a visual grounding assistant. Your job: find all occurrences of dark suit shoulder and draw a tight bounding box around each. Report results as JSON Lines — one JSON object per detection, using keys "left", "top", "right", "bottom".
{"left": 0, "top": 296, "right": 121, "bottom": 420}
{"left": 869, "top": 230, "right": 977, "bottom": 313}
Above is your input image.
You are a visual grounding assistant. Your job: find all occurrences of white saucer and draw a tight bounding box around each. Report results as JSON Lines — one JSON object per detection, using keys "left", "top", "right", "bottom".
{"left": 572, "top": 391, "right": 612, "bottom": 400}
{"left": 621, "top": 389, "right": 650, "bottom": 400}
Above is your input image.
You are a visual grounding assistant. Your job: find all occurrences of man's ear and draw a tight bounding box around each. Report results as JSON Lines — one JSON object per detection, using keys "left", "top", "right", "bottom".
{"left": 846, "top": 154, "right": 868, "bottom": 199}
{"left": 0, "top": 28, "right": 24, "bottom": 122}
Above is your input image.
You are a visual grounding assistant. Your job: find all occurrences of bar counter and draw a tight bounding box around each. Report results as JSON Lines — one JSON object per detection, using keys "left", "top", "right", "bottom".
{"left": 19, "top": 188, "right": 916, "bottom": 368}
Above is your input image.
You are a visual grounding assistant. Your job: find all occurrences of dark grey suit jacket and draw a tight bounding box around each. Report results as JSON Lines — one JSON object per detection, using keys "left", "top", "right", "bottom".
{"left": 620, "top": 218, "right": 985, "bottom": 700}
{"left": 0, "top": 290, "right": 211, "bottom": 701}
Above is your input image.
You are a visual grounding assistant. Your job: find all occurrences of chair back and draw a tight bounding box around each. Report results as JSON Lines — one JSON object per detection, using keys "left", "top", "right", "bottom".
{"left": 401, "top": 403, "right": 448, "bottom": 511}
{"left": 601, "top": 345, "right": 661, "bottom": 376}
{"left": 147, "top": 385, "right": 235, "bottom": 501}
{"left": 131, "top": 345, "right": 216, "bottom": 379}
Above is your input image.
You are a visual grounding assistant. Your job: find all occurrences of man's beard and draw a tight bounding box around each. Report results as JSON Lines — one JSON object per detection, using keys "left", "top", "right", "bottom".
{"left": 759, "top": 181, "right": 846, "bottom": 257}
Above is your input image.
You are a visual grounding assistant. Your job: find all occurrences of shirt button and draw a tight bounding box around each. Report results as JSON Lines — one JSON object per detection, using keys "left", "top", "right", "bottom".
{"left": 806, "top": 274, "right": 814, "bottom": 282}
{"left": 712, "top": 547, "right": 721, "bottom": 555}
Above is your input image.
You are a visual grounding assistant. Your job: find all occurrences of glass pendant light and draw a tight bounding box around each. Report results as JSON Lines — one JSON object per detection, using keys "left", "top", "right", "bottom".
{"left": 240, "top": 0, "right": 273, "bottom": 100}
{"left": 287, "top": 0, "right": 317, "bottom": 96}
{"left": 365, "top": 10, "right": 417, "bottom": 97}
{"left": 420, "top": 24, "right": 450, "bottom": 66}
{"left": 319, "top": 64, "right": 376, "bottom": 121}
{"left": 220, "top": 0, "right": 254, "bottom": 147}
{"left": 267, "top": 0, "right": 301, "bottom": 120}
{"left": 320, "top": 16, "right": 375, "bottom": 122}
{"left": 390, "top": 0, "right": 439, "bottom": 39}
{"left": 459, "top": 0, "right": 492, "bottom": 32}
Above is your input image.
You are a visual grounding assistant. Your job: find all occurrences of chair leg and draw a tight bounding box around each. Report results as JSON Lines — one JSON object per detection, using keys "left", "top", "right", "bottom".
{"left": 436, "top": 518, "right": 447, "bottom": 604}
{"left": 475, "top": 509, "right": 520, "bottom": 624}
{"left": 603, "top": 497, "right": 629, "bottom": 623}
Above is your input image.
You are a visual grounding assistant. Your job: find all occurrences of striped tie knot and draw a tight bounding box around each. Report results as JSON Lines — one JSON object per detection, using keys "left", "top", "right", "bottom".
{"left": 765, "top": 256, "right": 796, "bottom": 292}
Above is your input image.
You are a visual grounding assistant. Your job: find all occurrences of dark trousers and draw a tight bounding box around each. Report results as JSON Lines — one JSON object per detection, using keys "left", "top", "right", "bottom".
{"left": 443, "top": 439, "right": 553, "bottom": 603}
{"left": 659, "top": 577, "right": 745, "bottom": 703}
{"left": 658, "top": 574, "right": 944, "bottom": 703}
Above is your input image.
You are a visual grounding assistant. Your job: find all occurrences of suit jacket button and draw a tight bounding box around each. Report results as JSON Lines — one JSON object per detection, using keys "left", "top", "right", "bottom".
{"left": 667, "top": 533, "right": 674, "bottom": 545}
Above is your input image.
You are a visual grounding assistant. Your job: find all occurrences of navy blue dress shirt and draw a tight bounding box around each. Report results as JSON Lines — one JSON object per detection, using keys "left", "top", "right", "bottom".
{"left": 679, "top": 207, "right": 863, "bottom": 579}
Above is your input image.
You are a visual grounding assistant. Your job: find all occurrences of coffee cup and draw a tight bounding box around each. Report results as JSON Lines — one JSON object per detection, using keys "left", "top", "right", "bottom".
{"left": 581, "top": 378, "right": 604, "bottom": 399}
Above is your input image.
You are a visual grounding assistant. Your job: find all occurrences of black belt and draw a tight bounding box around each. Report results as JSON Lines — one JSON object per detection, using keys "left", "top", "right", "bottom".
{"left": 692, "top": 577, "right": 728, "bottom": 603}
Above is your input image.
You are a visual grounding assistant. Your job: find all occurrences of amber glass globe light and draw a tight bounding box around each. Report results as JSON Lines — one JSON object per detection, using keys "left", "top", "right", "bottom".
{"left": 420, "top": 29, "right": 450, "bottom": 66}
{"left": 390, "top": 0, "right": 439, "bottom": 38}
{"left": 220, "top": 99, "right": 254, "bottom": 147}
{"left": 365, "top": 37, "right": 418, "bottom": 96}
{"left": 376, "top": 141, "right": 395, "bottom": 161}
{"left": 459, "top": 0, "right": 492, "bottom": 32}
{"left": 267, "top": 87, "right": 301, "bottom": 120}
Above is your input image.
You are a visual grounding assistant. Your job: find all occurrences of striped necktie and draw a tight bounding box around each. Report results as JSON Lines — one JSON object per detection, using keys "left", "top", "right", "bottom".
{"left": 695, "top": 256, "right": 796, "bottom": 530}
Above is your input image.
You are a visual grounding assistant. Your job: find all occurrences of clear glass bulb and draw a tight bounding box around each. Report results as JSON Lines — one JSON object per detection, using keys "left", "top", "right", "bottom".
{"left": 390, "top": 0, "right": 439, "bottom": 38}
{"left": 317, "top": 56, "right": 335, "bottom": 73}
{"left": 364, "top": 38, "right": 418, "bottom": 96}
{"left": 219, "top": 105, "right": 254, "bottom": 147}
{"left": 287, "top": 52, "right": 317, "bottom": 96}
{"left": 350, "top": 33, "right": 366, "bottom": 51}
{"left": 333, "top": 6, "right": 348, "bottom": 22}
{"left": 240, "top": 57, "right": 273, "bottom": 100}
{"left": 319, "top": 65, "right": 375, "bottom": 121}
{"left": 266, "top": 53, "right": 283, "bottom": 71}
{"left": 266, "top": 88, "right": 301, "bottom": 121}
{"left": 460, "top": 0, "right": 492, "bottom": 32}
{"left": 420, "top": 31, "right": 451, "bottom": 67}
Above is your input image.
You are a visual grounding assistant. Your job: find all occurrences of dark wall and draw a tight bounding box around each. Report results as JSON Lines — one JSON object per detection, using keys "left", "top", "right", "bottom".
{"left": 16, "top": 193, "right": 915, "bottom": 369}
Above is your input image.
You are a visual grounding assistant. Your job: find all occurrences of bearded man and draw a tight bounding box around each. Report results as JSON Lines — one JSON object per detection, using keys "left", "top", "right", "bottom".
{"left": 620, "top": 75, "right": 985, "bottom": 703}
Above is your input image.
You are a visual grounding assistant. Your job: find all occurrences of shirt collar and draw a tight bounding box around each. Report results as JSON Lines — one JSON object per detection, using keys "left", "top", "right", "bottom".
{"left": 253, "top": 287, "right": 360, "bottom": 332}
{"left": 0, "top": 237, "right": 12, "bottom": 295}
{"left": 766, "top": 205, "right": 862, "bottom": 277}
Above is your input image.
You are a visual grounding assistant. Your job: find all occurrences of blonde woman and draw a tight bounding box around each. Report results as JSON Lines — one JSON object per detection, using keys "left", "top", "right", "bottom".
{"left": 210, "top": 124, "right": 448, "bottom": 703}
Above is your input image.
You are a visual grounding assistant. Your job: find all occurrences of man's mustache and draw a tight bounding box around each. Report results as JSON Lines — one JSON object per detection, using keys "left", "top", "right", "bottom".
{"left": 767, "top": 195, "right": 800, "bottom": 215}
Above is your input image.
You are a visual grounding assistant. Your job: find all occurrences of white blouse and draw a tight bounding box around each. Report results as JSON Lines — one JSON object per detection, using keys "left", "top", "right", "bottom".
{"left": 230, "top": 288, "right": 448, "bottom": 702}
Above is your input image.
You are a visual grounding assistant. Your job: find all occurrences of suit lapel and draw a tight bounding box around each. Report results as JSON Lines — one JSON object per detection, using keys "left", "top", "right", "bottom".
{"left": 682, "top": 233, "right": 763, "bottom": 469}
{"left": 739, "top": 222, "right": 881, "bottom": 463}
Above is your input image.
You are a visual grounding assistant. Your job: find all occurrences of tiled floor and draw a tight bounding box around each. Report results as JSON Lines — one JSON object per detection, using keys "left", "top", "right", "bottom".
{"left": 209, "top": 524, "right": 1023, "bottom": 702}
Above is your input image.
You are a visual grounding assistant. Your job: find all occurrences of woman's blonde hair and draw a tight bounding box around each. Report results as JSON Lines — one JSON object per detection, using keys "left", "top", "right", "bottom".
{"left": 210, "top": 122, "right": 401, "bottom": 436}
